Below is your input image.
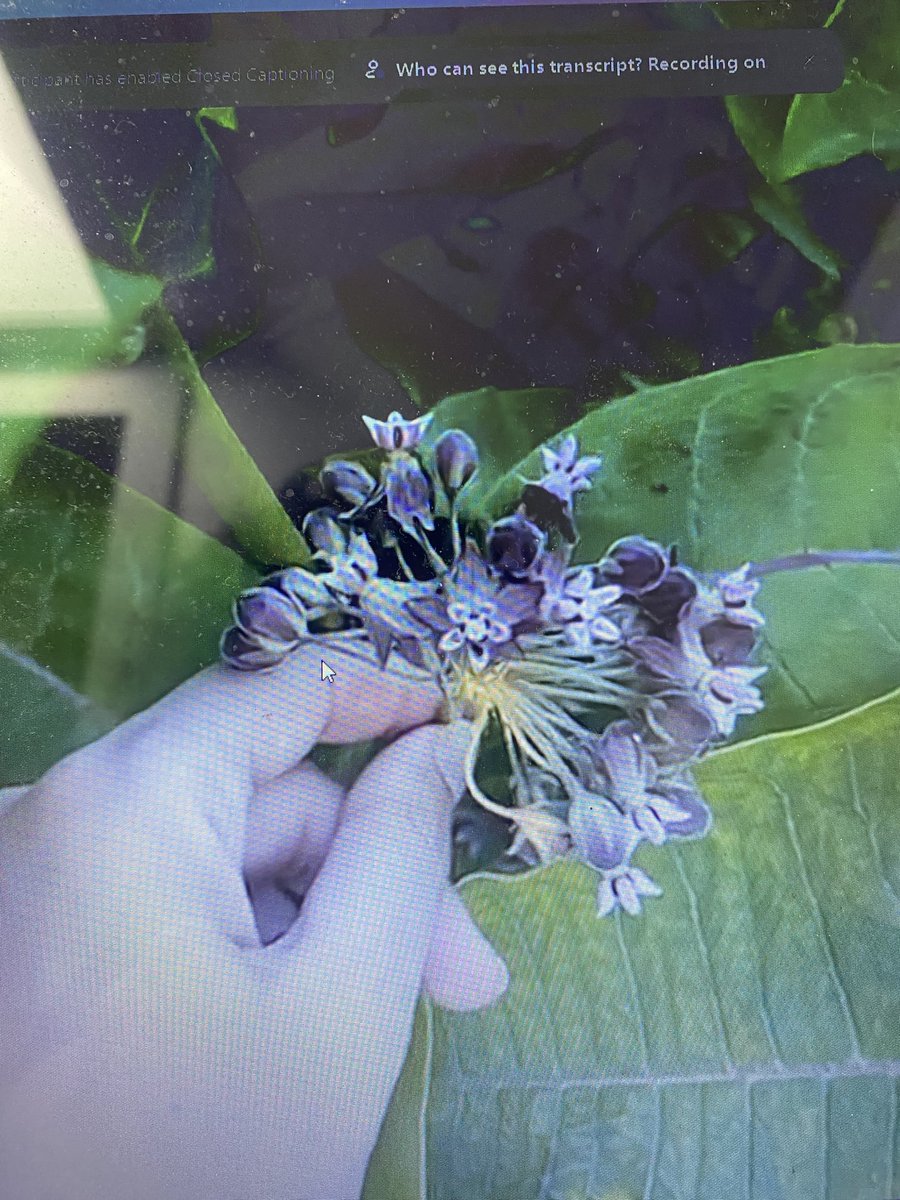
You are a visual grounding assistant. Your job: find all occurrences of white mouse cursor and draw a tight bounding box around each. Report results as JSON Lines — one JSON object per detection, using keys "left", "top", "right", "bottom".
{"left": 320, "top": 659, "right": 336, "bottom": 683}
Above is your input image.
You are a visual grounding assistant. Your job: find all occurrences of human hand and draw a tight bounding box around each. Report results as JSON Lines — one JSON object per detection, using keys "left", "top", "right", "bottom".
{"left": 0, "top": 646, "right": 508, "bottom": 1200}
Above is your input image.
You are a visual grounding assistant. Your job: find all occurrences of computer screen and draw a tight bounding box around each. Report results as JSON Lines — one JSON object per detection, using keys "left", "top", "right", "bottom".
{"left": 0, "top": 2, "right": 897, "bottom": 1198}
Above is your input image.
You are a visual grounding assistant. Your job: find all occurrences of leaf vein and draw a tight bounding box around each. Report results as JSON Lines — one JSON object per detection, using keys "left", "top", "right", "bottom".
{"left": 672, "top": 851, "right": 735, "bottom": 1070}
{"left": 765, "top": 778, "right": 863, "bottom": 1059}
{"left": 847, "top": 744, "right": 900, "bottom": 911}
{"left": 687, "top": 399, "right": 714, "bottom": 558}
{"left": 615, "top": 915, "right": 651, "bottom": 1073}
{"left": 450, "top": 1057, "right": 900, "bottom": 1093}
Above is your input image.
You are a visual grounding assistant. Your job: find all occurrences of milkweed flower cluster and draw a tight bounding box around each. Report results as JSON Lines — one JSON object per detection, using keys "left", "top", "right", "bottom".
{"left": 222, "top": 411, "right": 766, "bottom": 918}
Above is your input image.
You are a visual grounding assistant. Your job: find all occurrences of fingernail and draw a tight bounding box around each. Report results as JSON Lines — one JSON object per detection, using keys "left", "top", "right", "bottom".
{"left": 431, "top": 719, "right": 474, "bottom": 803}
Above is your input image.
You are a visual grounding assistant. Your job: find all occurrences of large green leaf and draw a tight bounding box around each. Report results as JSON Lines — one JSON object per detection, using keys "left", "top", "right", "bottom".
{"left": 485, "top": 343, "right": 900, "bottom": 737}
{"left": 372, "top": 688, "right": 900, "bottom": 1200}
{"left": 150, "top": 308, "right": 308, "bottom": 568}
{"left": 0, "top": 645, "right": 114, "bottom": 787}
{"left": 0, "top": 438, "right": 257, "bottom": 748}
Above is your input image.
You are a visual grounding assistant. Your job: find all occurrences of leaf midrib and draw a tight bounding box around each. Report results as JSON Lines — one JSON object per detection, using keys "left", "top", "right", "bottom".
{"left": 704, "top": 684, "right": 900, "bottom": 763}
{"left": 441, "top": 1056, "right": 900, "bottom": 1093}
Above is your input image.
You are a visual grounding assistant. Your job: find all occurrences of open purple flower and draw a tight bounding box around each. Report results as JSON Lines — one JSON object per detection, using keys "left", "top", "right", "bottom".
{"left": 407, "top": 543, "right": 539, "bottom": 670}
{"left": 596, "top": 865, "right": 662, "bottom": 917}
{"left": 568, "top": 787, "right": 637, "bottom": 870}
{"left": 538, "top": 434, "right": 603, "bottom": 505}
{"left": 718, "top": 564, "right": 764, "bottom": 626}
{"left": 633, "top": 616, "right": 765, "bottom": 737}
{"left": 558, "top": 570, "right": 623, "bottom": 648}
{"left": 322, "top": 531, "right": 379, "bottom": 599}
{"left": 358, "top": 577, "right": 435, "bottom": 668}
{"left": 364, "top": 410, "right": 432, "bottom": 450}
{"left": 586, "top": 721, "right": 694, "bottom": 845}
{"left": 538, "top": 557, "right": 622, "bottom": 646}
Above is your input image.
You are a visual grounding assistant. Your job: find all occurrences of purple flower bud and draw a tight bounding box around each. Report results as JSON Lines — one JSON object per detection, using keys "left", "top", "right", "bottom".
{"left": 234, "top": 585, "right": 306, "bottom": 645}
{"left": 638, "top": 567, "right": 697, "bottom": 631}
{"left": 320, "top": 459, "right": 376, "bottom": 509}
{"left": 487, "top": 514, "right": 546, "bottom": 578}
{"left": 434, "top": 428, "right": 479, "bottom": 494}
{"left": 221, "top": 584, "right": 307, "bottom": 671}
{"left": 383, "top": 453, "right": 435, "bottom": 536}
{"left": 302, "top": 508, "right": 347, "bottom": 560}
{"left": 603, "top": 536, "right": 669, "bottom": 595}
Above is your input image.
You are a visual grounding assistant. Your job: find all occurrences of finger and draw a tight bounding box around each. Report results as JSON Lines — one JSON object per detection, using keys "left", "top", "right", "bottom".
{"left": 261, "top": 721, "right": 471, "bottom": 1173}
{"left": 423, "top": 889, "right": 509, "bottom": 1012}
{"left": 124, "top": 641, "right": 440, "bottom": 786}
{"left": 47, "top": 644, "right": 441, "bottom": 865}
{"left": 244, "top": 761, "right": 344, "bottom": 883}
{"left": 244, "top": 762, "right": 345, "bottom": 946}
{"left": 274, "top": 719, "right": 469, "bottom": 1022}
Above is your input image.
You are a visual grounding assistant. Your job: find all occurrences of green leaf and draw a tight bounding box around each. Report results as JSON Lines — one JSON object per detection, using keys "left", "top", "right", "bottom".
{"left": 0, "top": 645, "right": 115, "bottom": 786}
{"left": 0, "top": 438, "right": 257, "bottom": 726}
{"left": 381, "top": 689, "right": 900, "bottom": 1200}
{"left": 197, "top": 106, "right": 238, "bottom": 132}
{"left": 0, "top": 260, "right": 160, "bottom": 372}
{"left": 131, "top": 144, "right": 218, "bottom": 285}
{"left": 723, "top": 3, "right": 900, "bottom": 181}
{"left": 487, "top": 343, "right": 900, "bottom": 737}
{"left": 363, "top": 1005, "right": 431, "bottom": 1200}
{"left": 422, "top": 386, "right": 572, "bottom": 520}
{"left": 150, "top": 307, "right": 308, "bottom": 568}
{"left": 748, "top": 180, "right": 841, "bottom": 281}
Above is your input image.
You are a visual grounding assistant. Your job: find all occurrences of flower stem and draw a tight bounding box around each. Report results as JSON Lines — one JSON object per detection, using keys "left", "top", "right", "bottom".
{"left": 413, "top": 520, "right": 450, "bottom": 576}
{"left": 450, "top": 498, "right": 462, "bottom": 562}
{"left": 463, "top": 715, "right": 517, "bottom": 822}
{"left": 388, "top": 536, "right": 418, "bottom": 583}
{"left": 750, "top": 549, "right": 900, "bottom": 576}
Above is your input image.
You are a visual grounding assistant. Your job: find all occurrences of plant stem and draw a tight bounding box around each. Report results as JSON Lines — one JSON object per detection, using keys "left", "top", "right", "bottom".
{"left": 749, "top": 549, "right": 900, "bottom": 576}
{"left": 450, "top": 497, "right": 462, "bottom": 561}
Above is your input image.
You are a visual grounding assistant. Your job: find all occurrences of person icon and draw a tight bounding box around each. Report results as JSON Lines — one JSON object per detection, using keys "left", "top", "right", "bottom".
{"left": 365, "top": 58, "right": 384, "bottom": 80}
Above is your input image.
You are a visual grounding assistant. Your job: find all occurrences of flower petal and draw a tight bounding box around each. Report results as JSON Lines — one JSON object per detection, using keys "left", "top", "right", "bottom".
{"left": 569, "top": 788, "right": 635, "bottom": 870}
{"left": 596, "top": 877, "right": 617, "bottom": 918}
{"left": 408, "top": 594, "right": 453, "bottom": 633}
{"left": 615, "top": 873, "right": 642, "bottom": 915}
{"left": 629, "top": 867, "right": 663, "bottom": 898}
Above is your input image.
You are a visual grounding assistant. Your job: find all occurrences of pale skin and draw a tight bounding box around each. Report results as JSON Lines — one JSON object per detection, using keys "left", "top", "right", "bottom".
{"left": 0, "top": 646, "right": 508, "bottom": 1200}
